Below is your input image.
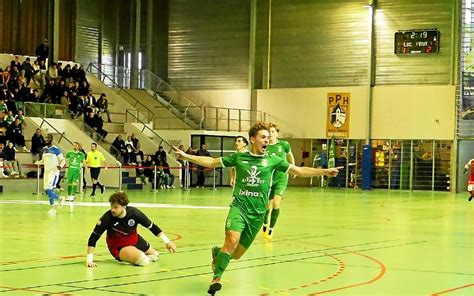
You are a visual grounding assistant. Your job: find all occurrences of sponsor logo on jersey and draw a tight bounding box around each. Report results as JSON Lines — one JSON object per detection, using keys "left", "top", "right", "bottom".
{"left": 128, "top": 219, "right": 135, "bottom": 226}
{"left": 243, "top": 165, "right": 264, "bottom": 186}
{"left": 238, "top": 189, "right": 261, "bottom": 197}
{"left": 262, "top": 159, "right": 268, "bottom": 167}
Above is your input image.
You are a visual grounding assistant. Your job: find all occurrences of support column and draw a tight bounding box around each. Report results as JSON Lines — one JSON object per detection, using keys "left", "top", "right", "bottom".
{"left": 130, "top": 0, "right": 141, "bottom": 89}
{"left": 146, "top": 0, "right": 153, "bottom": 70}
{"left": 249, "top": 0, "right": 258, "bottom": 122}
{"left": 48, "top": 0, "right": 60, "bottom": 63}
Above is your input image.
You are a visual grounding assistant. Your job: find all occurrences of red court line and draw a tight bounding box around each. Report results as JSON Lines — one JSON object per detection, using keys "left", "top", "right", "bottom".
{"left": 1, "top": 233, "right": 182, "bottom": 266}
{"left": 0, "top": 285, "right": 57, "bottom": 294}
{"left": 260, "top": 241, "right": 346, "bottom": 296}
{"left": 431, "top": 283, "right": 474, "bottom": 295}
{"left": 307, "top": 243, "right": 387, "bottom": 295}
{"left": 0, "top": 252, "right": 110, "bottom": 266}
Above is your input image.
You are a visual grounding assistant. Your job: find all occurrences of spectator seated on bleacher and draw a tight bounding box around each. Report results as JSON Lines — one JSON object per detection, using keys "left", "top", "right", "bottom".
{"left": 0, "top": 99, "right": 8, "bottom": 122}
{"left": 2, "top": 66, "right": 11, "bottom": 86}
{"left": 0, "top": 142, "right": 7, "bottom": 177}
{"left": 96, "top": 93, "right": 111, "bottom": 122}
{"left": 4, "top": 141, "right": 22, "bottom": 177}
{"left": 124, "top": 135, "right": 134, "bottom": 150}
{"left": 47, "top": 63, "right": 59, "bottom": 82}
{"left": 122, "top": 144, "right": 136, "bottom": 165}
{"left": 111, "top": 134, "right": 125, "bottom": 161}
{"left": 162, "top": 161, "right": 176, "bottom": 189}
{"left": 7, "top": 118, "right": 29, "bottom": 152}
{"left": 3, "top": 110, "right": 15, "bottom": 128}
{"left": 31, "top": 128, "right": 45, "bottom": 161}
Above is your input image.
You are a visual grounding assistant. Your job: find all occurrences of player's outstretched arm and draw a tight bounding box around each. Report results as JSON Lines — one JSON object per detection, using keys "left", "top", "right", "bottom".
{"left": 289, "top": 165, "right": 341, "bottom": 178}
{"left": 172, "top": 146, "right": 222, "bottom": 168}
{"left": 158, "top": 232, "right": 177, "bottom": 253}
{"left": 86, "top": 246, "right": 97, "bottom": 267}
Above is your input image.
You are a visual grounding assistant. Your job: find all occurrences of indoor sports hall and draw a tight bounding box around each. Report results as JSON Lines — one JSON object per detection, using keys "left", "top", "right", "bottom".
{"left": 0, "top": 1, "right": 473, "bottom": 295}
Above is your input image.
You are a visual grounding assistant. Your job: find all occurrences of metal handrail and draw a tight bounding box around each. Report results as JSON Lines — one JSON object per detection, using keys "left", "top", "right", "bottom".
{"left": 203, "top": 106, "right": 264, "bottom": 131}
{"left": 86, "top": 63, "right": 154, "bottom": 123}
{"left": 125, "top": 109, "right": 175, "bottom": 154}
{"left": 24, "top": 102, "right": 67, "bottom": 119}
{"left": 38, "top": 118, "right": 74, "bottom": 146}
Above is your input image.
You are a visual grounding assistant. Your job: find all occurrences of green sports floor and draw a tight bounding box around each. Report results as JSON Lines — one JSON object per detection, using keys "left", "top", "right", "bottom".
{"left": 0, "top": 187, "right": 473, "bottom": 295}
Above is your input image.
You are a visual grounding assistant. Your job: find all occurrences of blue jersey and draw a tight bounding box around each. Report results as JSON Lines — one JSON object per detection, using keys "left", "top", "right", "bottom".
{"left": 42, "top": 145, "right": 65, "bottom": 171}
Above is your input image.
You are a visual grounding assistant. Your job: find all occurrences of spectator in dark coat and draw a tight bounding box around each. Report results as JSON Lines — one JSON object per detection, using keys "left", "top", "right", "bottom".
{"left": 35, "top": 39, "right": 49, "bottom": 62}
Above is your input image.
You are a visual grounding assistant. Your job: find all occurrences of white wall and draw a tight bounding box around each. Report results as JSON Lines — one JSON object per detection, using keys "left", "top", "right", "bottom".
{"left": 257, "top": 86, "right": 368, "bottom": 139}
{"left": 154, "top": 129, "right": 247, "bottom": 150}
{"left": 371, "top": 86, "right": 455, "bottom": 140}
{"left": 256, "top": 85, "right": 456, "bottom": 140}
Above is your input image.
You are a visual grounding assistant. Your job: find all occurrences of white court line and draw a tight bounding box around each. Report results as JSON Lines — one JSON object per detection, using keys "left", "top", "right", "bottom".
{"left": 0, "top": 200, "right": 229, "bottom": 210}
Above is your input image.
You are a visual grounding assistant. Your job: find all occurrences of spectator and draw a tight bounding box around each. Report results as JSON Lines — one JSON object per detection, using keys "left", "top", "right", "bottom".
{"left": 94, "top": 111, "right": 108, "bottom": 140}
{"left": 3, "top": 110, "right": 15, "bottom": 128}
{"left": 135, "top": 144, "right": 145, "bottom": 163}
{"left": 7, "top": 118, "right": 29, "bottom": 152}
{"left": 154, "top": 145, "right": 167, "bottom": 164}
{"left": 15, "top": 109, "right": 25, "bottom": 125}
{"left": 28, "top": 89, "right": 41, "bottom": 103}
{"left": 143, "top": 155, "right": 154, "bottom": 181}
{"left": 47, "top": 63, "right": 59, "bottom": 82}
{"left": 31, "top": 128, "right": 45, "bottom": 161}
{"left": 35, "top": 39, "right": 49, "bottom": 62}
{"left": 59, "top": 91, "right": 70, "bottom": 108}
{"left": 0, "top": 98, "right": 8, "bottom": 122}
{"left": 122, "top": 144, "right": 136, "bottom": 165}
{"left": 130, "top": 133, "right": 139, "bottom": 150}
{"left": 111, "top": 134, "right": 125, "bottom": 161}
{"left": 2, "top": 66, "right": 11, "bottom": 86}
{"left": 0, "top": 142, "right": 7, "bottom": 177}
{"left": 124, "top": 135, "right": 134, "bottom": 149}
{"left": 10, "top": 56, "right": 21, "bottom": 73}
{"left": 62, "top": 64, "right": 72, "bottom": 82}
{"left": 78, "top": 80, "right": 90, "bottom": 96}
{"left": 21, "top": 57, "right": 35, "bottom": 85}
{"left": 136, "top": 161, "right": 147, "bottom": 185}
{"left": 77, "top": 65, "right": 87, "bottom": 83}
{"left": 162, "top": 161, "right": 176, "bottom": 188}
{"left": 4, "top": 141, "right": 22, "bottom": 177}
{"left": 196, "top": 144, "right": 210, "bottom": 188}
{"left": 96, "top": 93, "right": 111, "bottom": 122}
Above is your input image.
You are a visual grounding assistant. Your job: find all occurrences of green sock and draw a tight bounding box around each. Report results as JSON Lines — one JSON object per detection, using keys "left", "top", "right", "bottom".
{"left": 67, "top": 185, "right": 73, "bottom": 196}
{"left": 71, "top": 184, "right": 76, "bottom": 195}
{"left": 270, "top": 208, "right": 280, "bottom": 228}
{"left": 264, "top": 209, "right": 271, "bottom": 225}
{"left": 213, "top": 251, "right": 231, "bottom": 279}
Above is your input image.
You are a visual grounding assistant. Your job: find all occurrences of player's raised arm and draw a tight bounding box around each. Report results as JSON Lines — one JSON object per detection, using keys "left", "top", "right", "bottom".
{"left": 172, "top": 146, "right": 222, "bottom": 168}
{"left": 288, "top": 165, "right": 341, "bottom": 178}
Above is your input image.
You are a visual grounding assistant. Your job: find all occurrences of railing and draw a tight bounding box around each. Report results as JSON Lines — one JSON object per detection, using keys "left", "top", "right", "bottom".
{"left": 36, "top": 118, "right": 73, "bottom": 146}
{"left": 203, "top": 107, "right": 264, "bottom": 132}
{"left": 125, "top": 109, "right": 175, "bottom": 154}
{"left": 86, "top": 63, "right": 204, "bottom": 129}
{"left": 86, "top": 63, "right": 154, "bottom": 123}
{"left": 76, "top": 121, "right": 123, "bottom": 161}
{"left": 24, "top": 102, "right": 67, "bottom": 119}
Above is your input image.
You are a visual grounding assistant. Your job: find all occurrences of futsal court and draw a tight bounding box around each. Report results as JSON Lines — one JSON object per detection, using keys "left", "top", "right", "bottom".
{"left": 0, "top": 187, "right": 472, "bottom": 295}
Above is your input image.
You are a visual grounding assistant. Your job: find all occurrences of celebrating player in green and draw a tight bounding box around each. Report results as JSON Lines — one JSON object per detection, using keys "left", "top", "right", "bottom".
{"left": 262, "top": 123, "right": 295, "bottom": 239}
{"left": 65, "top": 142, "right": 86, "bottom": 202}
{"left": 173, "top": 122, "right": 340, "bottom": 295}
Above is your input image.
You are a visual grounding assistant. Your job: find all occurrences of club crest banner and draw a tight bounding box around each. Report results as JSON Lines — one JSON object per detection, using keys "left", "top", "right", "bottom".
{"left": 326, "top": 93, "right": 351, "bottom": 138}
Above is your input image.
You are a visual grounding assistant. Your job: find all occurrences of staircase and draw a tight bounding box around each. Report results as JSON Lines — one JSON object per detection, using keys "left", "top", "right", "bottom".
{"left": 122, "top": 171, "right": 143, "bottom": 190}
{"left": 86, "top": 63, "right": 204, "bottom": 130}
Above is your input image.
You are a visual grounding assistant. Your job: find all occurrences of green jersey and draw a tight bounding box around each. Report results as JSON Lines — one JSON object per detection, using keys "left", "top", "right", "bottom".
{"left": 66, "top": 151, "right": 85, "bottom": 171}
{"left": 267, "top": 140, "right": 292, "bottom": 181}
{"left": 221, "top": 151, "right": 290, "bottom": 215}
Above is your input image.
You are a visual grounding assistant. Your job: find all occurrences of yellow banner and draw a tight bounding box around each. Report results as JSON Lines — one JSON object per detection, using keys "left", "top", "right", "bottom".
{"left": 326, "top": 93, "right": 351, "bottom": 138}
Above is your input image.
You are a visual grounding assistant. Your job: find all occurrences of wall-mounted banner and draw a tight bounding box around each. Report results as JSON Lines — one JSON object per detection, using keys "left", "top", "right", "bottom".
{"left": 326, "top": 93, "right": 351, "bottom": 138}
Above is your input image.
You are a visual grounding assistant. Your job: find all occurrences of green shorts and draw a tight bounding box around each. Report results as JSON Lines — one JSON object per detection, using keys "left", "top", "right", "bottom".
{"left": 269, "top": 174, "right": 288, "bottom": 199}
{"left": 225, "top": 206, "right": 264, "bottom": 249}
{"left": 67, "top": 169, "right": 81, "bottom": 184}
